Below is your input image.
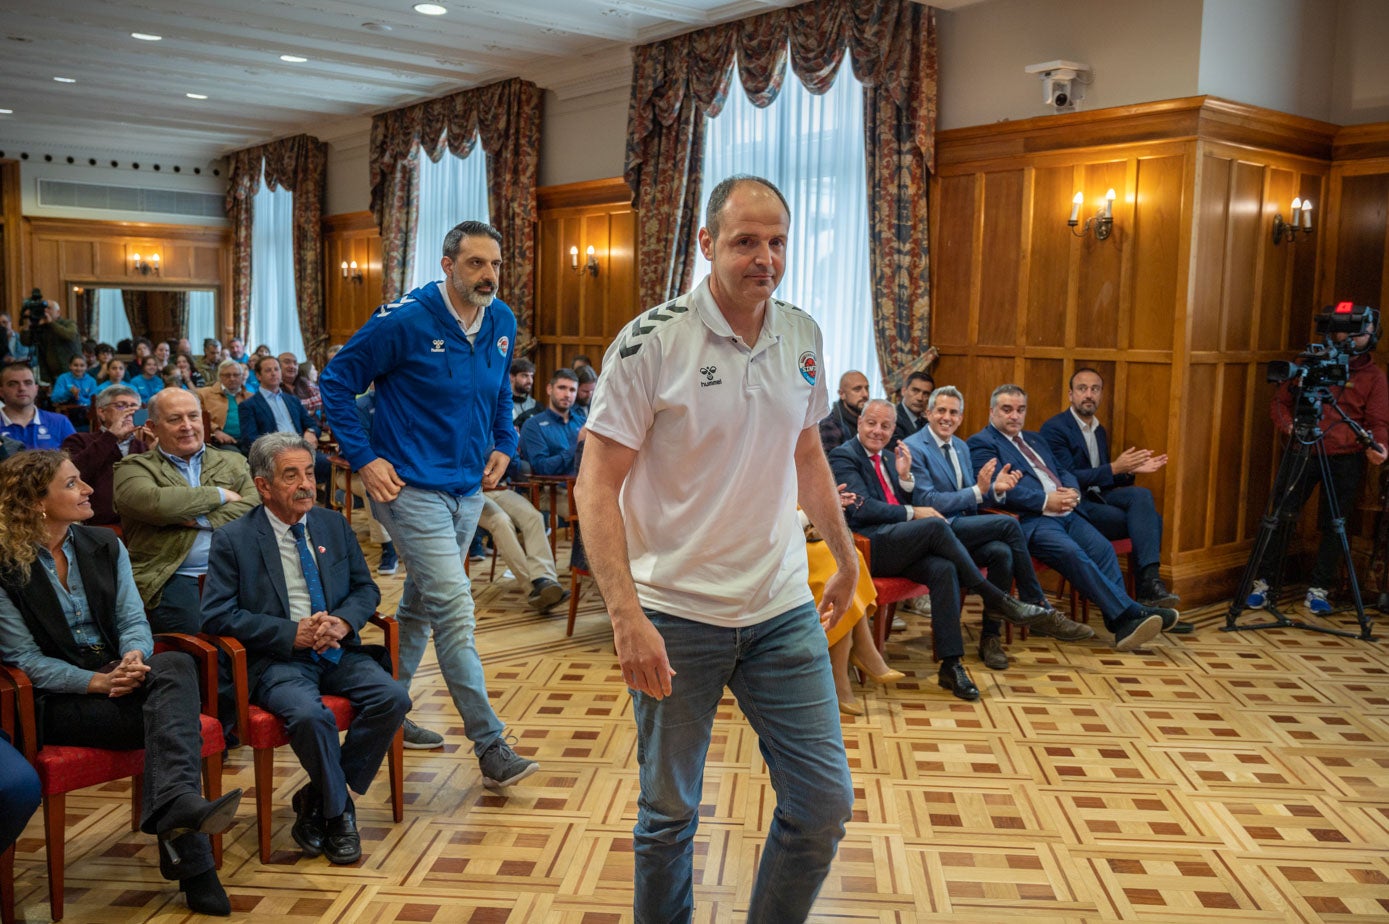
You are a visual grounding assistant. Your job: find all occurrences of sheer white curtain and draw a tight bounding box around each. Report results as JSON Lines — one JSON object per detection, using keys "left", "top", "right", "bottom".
{"left": 409, "top": 144, "right": 490, "bottom": 291}
{"left": 694, "top": 62, "right": 880, "bottom": 392}
{"left": 248, "top": 169, "right": 305, "bottom": 358}
{"left": 93, "top": 288, "right": 132, "bottom": 346}
{"left": 185, "top": 290, "right": 216, "bottom": 351}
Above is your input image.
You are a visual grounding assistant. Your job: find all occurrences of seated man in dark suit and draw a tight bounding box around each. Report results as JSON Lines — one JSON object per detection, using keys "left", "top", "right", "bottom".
{"left": 238, "top": 355, "right": 329, "bottom": 482}
{"left": 1040, "top": 367, "right": 1176, "bottom": 606}
{"left": 819, "top": 370, "right": 869, "bottom": 455}
{"left": 891, "top": 370, "right": 934, "bottom": 446}
{"left": 967, "top": 384, "right": 1186, "bottom": 652}
{"left": 829, "top": 400, "right": 1049, "bottom": 700}
{"left": 61, "top": 385, "right": 149, "bottom": 525}
{"left": 202, "top": 432, "right": 411, "bottom": 865}
{"left": 904, "top": 385, "right": 1093, "bottom": 670}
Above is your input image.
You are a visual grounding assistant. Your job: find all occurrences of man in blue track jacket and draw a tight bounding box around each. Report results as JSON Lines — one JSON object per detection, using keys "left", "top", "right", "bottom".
{"left": 319, "top": 220, "right": 538, "bottom": 789}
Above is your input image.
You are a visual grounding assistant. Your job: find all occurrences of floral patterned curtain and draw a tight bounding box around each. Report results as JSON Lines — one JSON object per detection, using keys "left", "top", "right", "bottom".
{"left": 369, "top": 78, "right": 543, "bottom": 352}
{"left": 119, "top": 289, "right": 149, "bottom": 340}
{"left": 624, "top": 0, "right": 937, "bottom": 392}
{"left": 224, "top": 134, "right": 329, "bottom": 366}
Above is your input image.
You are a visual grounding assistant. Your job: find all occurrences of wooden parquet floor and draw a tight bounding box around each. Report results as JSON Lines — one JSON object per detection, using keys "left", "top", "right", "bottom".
{"left": 9, "top": 526, "right": 1389, "bottom": 922}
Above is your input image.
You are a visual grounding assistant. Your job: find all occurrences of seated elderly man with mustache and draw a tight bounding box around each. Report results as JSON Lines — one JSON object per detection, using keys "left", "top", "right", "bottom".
{"left": 202, "top": 432, "right": 410, "bottom": 865}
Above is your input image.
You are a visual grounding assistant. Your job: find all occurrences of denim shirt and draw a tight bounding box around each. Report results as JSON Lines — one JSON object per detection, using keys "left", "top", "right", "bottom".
{"left": 160, "top": 445, "right": 225, "bottom": 576}
{"left": 0, "top": 531, "right": 152, "bottom": 693}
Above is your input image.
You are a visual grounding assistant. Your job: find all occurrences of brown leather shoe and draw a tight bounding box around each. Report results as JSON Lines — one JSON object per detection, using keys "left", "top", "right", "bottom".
{"left": 978, "top": 635, "right": 1009, "bottom": 670}
{"left": 1028, "top": 611, "right": 1096, "bottom": 642}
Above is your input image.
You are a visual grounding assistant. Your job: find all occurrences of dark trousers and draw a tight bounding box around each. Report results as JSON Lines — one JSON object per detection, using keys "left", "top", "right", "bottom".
{"left": 866, "top": 517, "right": 991, "bottom": 659}
{"left": 1026, "top": 514, "right": 1135, "bottom": 631}
{"left": 0, "top": 732, "right": 40, "bottom": 852}
{"left": 253, "top": 649, "right": 410, "bottom": 819}
{"left": 1079, "top": 485, "right": 1163, "bottom": 569}
{"left": 39, "top": 651, "right": 213, "bottom": 879}
{"left": 149, "top": 573, "right": 204, "bottom": 635}
{"left": 1259, "top": 451, "right": 1366, "bottom": 591}
{"left": 951, "top": 514, "right": 1047, "bottom": 638}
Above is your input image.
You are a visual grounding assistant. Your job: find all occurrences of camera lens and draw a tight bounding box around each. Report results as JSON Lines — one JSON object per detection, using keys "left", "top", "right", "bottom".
{"left": 1054, "top": 92, "right": 1069, "bottom": 107}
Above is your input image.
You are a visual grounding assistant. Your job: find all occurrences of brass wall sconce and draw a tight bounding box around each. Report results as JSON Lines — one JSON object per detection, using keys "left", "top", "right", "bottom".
{"left": 1068, "top": 189, "right": 1115, "bottom": 241}
{"left": 340, "top": 260, "right": 363, "bottom": 284}
{"left": 1272, "top": 198, "right": 1313, "bottom": 245}
{"left": 131, "top": 252, "right": 160, "bottom": 275}
{"left": 570, "top": 245, "right": 599, "bottom": 276}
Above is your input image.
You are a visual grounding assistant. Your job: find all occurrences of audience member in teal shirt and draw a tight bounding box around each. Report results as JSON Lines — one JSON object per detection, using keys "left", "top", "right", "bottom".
{"left": 52, "top": 355, "right": 99, "bottom": 407}
{"left": 129, "top": 355, "right": 165, "bottom": 405}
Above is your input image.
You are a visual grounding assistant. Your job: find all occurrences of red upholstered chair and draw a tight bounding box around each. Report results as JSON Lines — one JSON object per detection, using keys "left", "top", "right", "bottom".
{"left": 1054, "top": 538, "right": 1136, "bottom": 624}
{"left": 0, "top": 634, "right": 226, "bottom": 921}
{"left": 206, "top": 614, "right": 404, "bottom": 863}
{"left": 853, "top": 534, "right": 930, "bottom": 654}
{"left": 1, "top": 673, "right": 18, "bottom": 924}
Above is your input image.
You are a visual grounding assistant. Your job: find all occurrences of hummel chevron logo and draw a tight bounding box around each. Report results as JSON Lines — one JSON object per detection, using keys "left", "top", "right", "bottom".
{"left": 616, "top": 301, "right": 690, "bottom": 357}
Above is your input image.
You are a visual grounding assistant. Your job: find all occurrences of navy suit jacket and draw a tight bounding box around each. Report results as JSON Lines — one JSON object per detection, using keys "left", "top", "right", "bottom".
{"left": 202, "top": 505, "right": 381, "bottom": 690}
{"left": 827, "top": 437, "right": 913, "bottom": 541}
{"left": 902, "top": 428, "right": 981, "bottom": 519}
{"left": 966, "top": 424, "right": 1081, "bottom": 520}
{"left": 238, "top": 390, "right": 320, "bottom": 454}
{"left": 1039, "top": 409, "right": 1134, "bottom": 493}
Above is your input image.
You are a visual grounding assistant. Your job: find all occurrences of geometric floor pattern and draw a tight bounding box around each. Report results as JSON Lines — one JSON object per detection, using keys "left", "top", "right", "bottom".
{"left": 8, "top": 529, "right": 1389, "bottom": 922}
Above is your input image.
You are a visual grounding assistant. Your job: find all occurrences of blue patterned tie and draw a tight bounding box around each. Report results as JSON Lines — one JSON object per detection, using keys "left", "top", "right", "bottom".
{"left": 290, "top": 521, "right": 341, "bottom": 664}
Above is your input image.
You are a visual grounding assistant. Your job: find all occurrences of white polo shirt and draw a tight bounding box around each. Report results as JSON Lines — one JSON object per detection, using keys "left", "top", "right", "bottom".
{"left": 586, "top": 277, "right": 829, "bottom": 628}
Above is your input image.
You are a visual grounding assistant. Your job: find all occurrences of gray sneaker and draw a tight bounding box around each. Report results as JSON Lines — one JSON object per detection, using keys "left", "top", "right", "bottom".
{"left": 401, "top": 718, "right": 444, "bottom": 750}
{"left": 479, "top": 735, "right": 539, "bottom": 789}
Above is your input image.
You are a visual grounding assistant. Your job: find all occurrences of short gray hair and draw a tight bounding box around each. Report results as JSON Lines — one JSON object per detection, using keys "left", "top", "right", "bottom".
{"left": 862, "top": 398, "right": 895, "bottom": 418}
{"left": 94, "top": 385, "right": 139, "bottom": 409}
{"left": 990, "top": 384, "right": 1027, "bottom": 408}
{"left": 248, "top": 432, "right": 314, "bottom": 480}
{"left": 442, "top": 220, "right": 503, "bottom": 258}
{"left": 928, "top": 385, "right": 964, "bottom": 412}
{"left": 147, "top": 387, "right": 200, "bottom": 420}
{"left": 216, "top": 359, "right": 244, "bottom": 377}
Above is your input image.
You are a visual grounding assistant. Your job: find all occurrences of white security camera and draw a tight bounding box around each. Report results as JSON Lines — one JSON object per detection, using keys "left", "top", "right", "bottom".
{"left": 1025, "top": 60, "right": 1091, "bottom": 112}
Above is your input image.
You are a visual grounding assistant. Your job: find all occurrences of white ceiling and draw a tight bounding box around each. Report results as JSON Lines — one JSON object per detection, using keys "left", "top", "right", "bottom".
{"left": 0, "top": 0, "right": 956, "bottom": 162}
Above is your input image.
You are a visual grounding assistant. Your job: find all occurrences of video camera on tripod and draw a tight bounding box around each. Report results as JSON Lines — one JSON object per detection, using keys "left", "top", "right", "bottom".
{"left": 21, "top": 288, "right": 48, "bottom": 331}
{"left": 1268, "top": 302, "right": 1378, "bottom": 392}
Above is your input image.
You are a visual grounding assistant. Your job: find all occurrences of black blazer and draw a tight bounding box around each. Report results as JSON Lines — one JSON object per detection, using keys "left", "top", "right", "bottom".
{"left": 237, "top": 390, "right": 320, "bottom": 454}
{"left": 827, "top": 437, "right": 913, "bottom": 542}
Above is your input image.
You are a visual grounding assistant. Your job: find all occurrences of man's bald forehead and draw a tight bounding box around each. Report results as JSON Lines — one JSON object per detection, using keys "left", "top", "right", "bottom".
{"left": 839, "top": 372, "right": 867, "bottom": 389}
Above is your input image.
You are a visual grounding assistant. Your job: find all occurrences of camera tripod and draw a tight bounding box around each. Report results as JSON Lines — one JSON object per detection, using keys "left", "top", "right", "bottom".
{"left": 1225, "top": 389, "right": 1378, "bottom": 641}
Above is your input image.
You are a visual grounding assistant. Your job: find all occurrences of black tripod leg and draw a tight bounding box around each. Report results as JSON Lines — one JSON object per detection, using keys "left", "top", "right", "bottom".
{"left": 1226, "top": 438, "right": 1311, "bottom": 630}
{"left": 1316, "top": 446, "right": 1376, "bottom": 641}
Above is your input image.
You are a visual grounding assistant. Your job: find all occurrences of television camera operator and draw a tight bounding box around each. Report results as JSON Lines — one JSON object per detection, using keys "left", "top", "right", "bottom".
{"left": 18, "top": 288, "right": 82, "bottom": 385}
{"left": 1247, "top": 303, "right": 1389, "bottom": 615}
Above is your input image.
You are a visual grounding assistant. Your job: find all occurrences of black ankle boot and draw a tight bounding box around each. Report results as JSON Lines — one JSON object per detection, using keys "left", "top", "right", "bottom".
{"left": 180, "top": 867, "right": 231, "bottom": 916}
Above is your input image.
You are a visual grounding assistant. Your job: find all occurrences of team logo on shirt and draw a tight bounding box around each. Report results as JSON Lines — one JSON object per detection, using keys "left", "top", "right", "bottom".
{"left": 799, "top": 351, "right": 818, "bottom": 385}
{"left": 496, "top": 335, "right": 509, "bottom": 357}
{"left": 431, "top": 339, "right": 445, "bottom": 353}
{"left": 699, "top": 365, "right": 722, "bottom": 388}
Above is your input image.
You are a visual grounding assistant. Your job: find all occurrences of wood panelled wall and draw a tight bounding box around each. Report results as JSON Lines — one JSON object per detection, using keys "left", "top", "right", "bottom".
{"left": 322, "top": 211, "right": 384, "bottom": 348}
{"left": 930, "top": 97, "right": 1340, "bottom": 604}
{"left": 0, "top": 161, "right": 22, "bottom": 317}
{"left": 24, "top": 217, "right": 230, "bottom": 336}
{"left": 534, "top": 178, "right": 639, "bottom": 377}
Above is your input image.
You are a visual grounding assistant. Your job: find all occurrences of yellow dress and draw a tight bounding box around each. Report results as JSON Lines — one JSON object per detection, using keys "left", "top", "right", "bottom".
{"left": 805, "top": 539, "right": 877, "bottom": 647}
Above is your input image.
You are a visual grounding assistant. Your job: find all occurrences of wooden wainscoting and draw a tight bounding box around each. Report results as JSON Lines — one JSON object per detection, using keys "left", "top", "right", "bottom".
{"left": 533, "top": 178, "right": 639, "bottom": 377}
{"left": 322, "top": 210, "right": 383, "bottom": 348}
{"left": 930, "top": 96, "right": 1346, "bottom": 604}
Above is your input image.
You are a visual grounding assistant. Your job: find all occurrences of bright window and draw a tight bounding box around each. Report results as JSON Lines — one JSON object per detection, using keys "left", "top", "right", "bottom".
{"left": 248, "top": 168, "right": 305, "bottom": 358}
{"left": 409, "top": 144, "right": 490, "bottom": 291}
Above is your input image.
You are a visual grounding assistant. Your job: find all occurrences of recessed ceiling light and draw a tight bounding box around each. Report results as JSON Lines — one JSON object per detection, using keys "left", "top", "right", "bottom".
{"left": 279, "top": 54, "right": 307, "bottom": 63}
{"left": 414, "top": 3, "right": 447, "bottom": 15}
{"left": 131, "top": 32, "right": 162, "bottom": 41}
{"left": 361, "top": 21, "right": 394, "bottom": 32}
{"left": 186, "top": 92, "right": 208, "bottom": 100}
{"left": 0, "top": 109, "right": 11, "bottom": 115}
{"left": 53, "top": 76, "right": 76, "bottom": 83}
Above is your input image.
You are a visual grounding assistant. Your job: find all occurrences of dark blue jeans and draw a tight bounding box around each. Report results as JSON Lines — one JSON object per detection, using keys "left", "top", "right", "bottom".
{"left": 630, "top": 602, "right": 853, "bottom": 923}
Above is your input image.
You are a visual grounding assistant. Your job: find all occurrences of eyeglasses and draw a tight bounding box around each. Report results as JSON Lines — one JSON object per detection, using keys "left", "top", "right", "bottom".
{"left": 108, "top": 402, "right": 141, "bottom": 412}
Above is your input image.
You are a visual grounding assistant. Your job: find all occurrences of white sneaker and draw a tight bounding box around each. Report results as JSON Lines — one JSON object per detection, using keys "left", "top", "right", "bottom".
{"left": 1246, "top": 578, "right": 1269, "bottom": 609}
{"left": 1306, "top": 586, "right": 1332, "bottom": 616}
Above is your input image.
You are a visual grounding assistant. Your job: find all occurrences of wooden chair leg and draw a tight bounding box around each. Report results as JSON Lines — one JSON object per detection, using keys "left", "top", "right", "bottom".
{"left": 42, "top": 793, "right": 64, "bottom": 921}
{"left": 253, "top": 747, "right": 275, "bottom": 863}
{"left": 1, "top": 844, "right": 15, "bottom": 924}
{"left": 203, "top": 753, "right": 224, "bottom": 867}
{"left": 130, "top": 773, "right": 143, "bottom": 831}
{"left": 565, "top": 571, "right": 583, "bottom": 637}
{"left": 873, "top": 602, "right": 895, "bottom": 654}
{"left": 388, "top": 725, "right": 404, "bottom": 823}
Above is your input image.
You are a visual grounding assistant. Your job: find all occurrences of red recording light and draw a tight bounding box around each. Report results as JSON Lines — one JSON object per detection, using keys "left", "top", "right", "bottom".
{"left": 1336, "top": 301, "right": 1355, "bottom": 313}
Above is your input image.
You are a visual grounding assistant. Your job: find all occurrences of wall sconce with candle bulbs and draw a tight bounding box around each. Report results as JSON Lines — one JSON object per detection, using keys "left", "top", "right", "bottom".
{"left": 1067, "top": 189, "right": 1115, "bottom": 241}
{"left": 1272, "top": 197, "right": 1313, "bottom": 245}
{"left": 340, "top": 260, "right": 363, "bottom": 284}
{"left": 570, "top": 245, "right": 599, "bottom": 277}
{"left": 131, "top": 252, "right": 160, "bottom": 275}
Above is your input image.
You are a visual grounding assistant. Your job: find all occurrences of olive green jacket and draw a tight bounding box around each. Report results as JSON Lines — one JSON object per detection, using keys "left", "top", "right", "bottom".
{"left": 113, "top": 444, "right": 259, "bottom": 607}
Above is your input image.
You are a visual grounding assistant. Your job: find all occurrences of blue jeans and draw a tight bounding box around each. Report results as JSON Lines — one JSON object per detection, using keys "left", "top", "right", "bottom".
{"left": 632, "top": 602, "right": 853, "bottom": 924}
{"left": 372, "top": 486, "right": 502, "bottom": 756}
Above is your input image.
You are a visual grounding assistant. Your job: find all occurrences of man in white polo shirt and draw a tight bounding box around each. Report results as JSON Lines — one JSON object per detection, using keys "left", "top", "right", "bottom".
{"left": 576, "top": 176, "right": 857, "bottom": 924}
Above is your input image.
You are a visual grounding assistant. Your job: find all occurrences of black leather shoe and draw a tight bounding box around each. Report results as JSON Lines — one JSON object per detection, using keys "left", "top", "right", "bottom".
{"left": 985, "top": 595, "right": 1050, "bottom": 627}
{"left": 323, "top": 800, "right": 362, "bottom": 865}
{"left": 937, "top": 660, "right": 980, "bottom": 701}
{"left": 290, "top": 786, "right": 325, "bottom": 858}
{"left": 1141, "top": 604, "right": 1182, "bottom": 631}
{"left": 1138, "top": 578, "right": 1180, "bottom": 608}
{"left": 179, "top": 867, "right": 231, "bottom": 916}
{"left": 157, "top": 789, "right": 243, "bottom": 840}
{"left": 1113, "top": 612, "right": 1163, "bottom": 651}
{"left": 978, "top": 635, "right": 1009, "bottom": 670}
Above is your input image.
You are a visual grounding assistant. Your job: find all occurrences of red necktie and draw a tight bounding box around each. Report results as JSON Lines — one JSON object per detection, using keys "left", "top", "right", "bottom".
{"left": 871, "top": 454, "right": 900, "bottom": 505}
{"left": 1013, "top": 435, "right": 1062, "bottom": 486}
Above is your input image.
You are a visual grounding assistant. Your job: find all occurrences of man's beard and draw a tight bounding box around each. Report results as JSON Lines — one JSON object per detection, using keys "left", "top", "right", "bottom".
{"left": 452, "top": 275, "right": 496, "bottom": 310}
